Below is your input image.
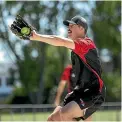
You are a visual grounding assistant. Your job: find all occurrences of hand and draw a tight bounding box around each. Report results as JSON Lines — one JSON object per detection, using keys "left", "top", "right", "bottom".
{"left": 30, "top": 30, "right": 40, "bottom": 41}
{"left": 10, "top": 15, "right": 36, "bottom": 40}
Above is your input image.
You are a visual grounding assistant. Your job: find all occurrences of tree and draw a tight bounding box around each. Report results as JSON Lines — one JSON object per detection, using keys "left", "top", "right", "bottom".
{"left": 0, "top": 1, "right": 91, "bottom": 104}
{"left": 91, "top": 1, "right": 121, "bottom": 101}
{"left": 0, "top": 1, "right": 71, "bottom": 103}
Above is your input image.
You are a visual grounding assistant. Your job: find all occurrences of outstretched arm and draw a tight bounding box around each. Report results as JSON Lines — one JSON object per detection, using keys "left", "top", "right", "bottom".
{"left": 30, "top": 31, "right": 75, "bottom": 49}
{"left": 9, "top": 15, "right": 74, "bottom": 49}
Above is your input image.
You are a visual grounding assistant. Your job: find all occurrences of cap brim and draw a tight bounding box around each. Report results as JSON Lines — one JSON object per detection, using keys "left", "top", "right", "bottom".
{"left": 63, "top": 20, "right": 76, "bottom": 26}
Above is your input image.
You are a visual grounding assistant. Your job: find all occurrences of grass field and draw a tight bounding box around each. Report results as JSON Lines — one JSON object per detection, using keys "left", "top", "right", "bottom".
{"left": 0, "top": 110, "right": 121, "bottom": 121}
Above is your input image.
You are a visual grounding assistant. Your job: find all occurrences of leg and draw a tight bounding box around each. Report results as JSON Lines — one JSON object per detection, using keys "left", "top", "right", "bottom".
{"left": 47, "top": 106, "right": 62, "bottom": 121}
{"left": 61, "top": 101, "right": 84, "bottom": 120}
{"left": 47, "top": 101, "right": 84, "bottom": 121}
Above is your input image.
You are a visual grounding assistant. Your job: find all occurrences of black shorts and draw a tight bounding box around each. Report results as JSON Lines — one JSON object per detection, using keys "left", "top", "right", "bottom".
{"left": 63, "top": 85, "right": 106, "bottom": 121}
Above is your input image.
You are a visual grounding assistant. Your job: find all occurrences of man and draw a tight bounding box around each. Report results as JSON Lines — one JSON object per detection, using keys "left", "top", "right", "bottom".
{"left": 14, "top": 15, "right": 106, "bottom": 121}
{"left": 29, "top": 15, "right": 106, "bottom": 121}
{"left": 55, "top": 64, "right": 92, "bottom": 121}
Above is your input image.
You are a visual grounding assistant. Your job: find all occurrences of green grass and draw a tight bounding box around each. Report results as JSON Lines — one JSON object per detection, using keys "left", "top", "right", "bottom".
{"left": 0, "top": 110, "right": 121, "bottom": 121}
{"left": 1, "top": 112, "right": 50, "bottom": 121}
{"left": 93, "top": 110, "right": 121, "bottom": 121}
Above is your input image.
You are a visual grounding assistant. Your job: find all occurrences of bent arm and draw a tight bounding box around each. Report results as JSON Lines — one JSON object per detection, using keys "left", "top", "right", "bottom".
{"left": 30, "top": 31, "right": 75, "bottom": 49}
{"left": 54, "top": 80, "right": 67, "bottom": 106}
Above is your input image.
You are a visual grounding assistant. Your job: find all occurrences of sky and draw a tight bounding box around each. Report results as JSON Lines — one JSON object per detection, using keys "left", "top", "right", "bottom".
{"left": 0, "top": 51, "right": 4, "bottom": 62}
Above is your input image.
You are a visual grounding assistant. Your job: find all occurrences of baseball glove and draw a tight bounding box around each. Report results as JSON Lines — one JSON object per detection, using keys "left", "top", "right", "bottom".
{"left": 10, "top": 15, "right": 35, "bottom": 40}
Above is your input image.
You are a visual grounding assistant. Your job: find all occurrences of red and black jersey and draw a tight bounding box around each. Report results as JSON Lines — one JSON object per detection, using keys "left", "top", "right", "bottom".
{"left": 71, "top": 37, "right": 103, "bottom": 93}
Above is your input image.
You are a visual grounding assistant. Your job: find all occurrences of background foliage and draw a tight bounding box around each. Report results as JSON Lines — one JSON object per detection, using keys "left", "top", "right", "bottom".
{"left": 0, "top": 1, "right": 121, "bottom": 104}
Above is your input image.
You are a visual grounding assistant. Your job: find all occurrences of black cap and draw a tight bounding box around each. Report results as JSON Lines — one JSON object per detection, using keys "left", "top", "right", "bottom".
{"left": 63, "top": 15, "right": 88, "bottom": 33}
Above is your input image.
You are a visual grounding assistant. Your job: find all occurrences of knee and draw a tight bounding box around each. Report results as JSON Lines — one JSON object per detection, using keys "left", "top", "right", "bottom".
{"left": 47, "top": 115, "right": 53, "bottom": 121}
{"left": 47, "top": 109, "right": 62, "bottom": 121}
{"left": 47, "top": 109, "right": 74, "bottom": 121}
{"left": 47, "top": 114, "right": 57, "bottom": 121}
